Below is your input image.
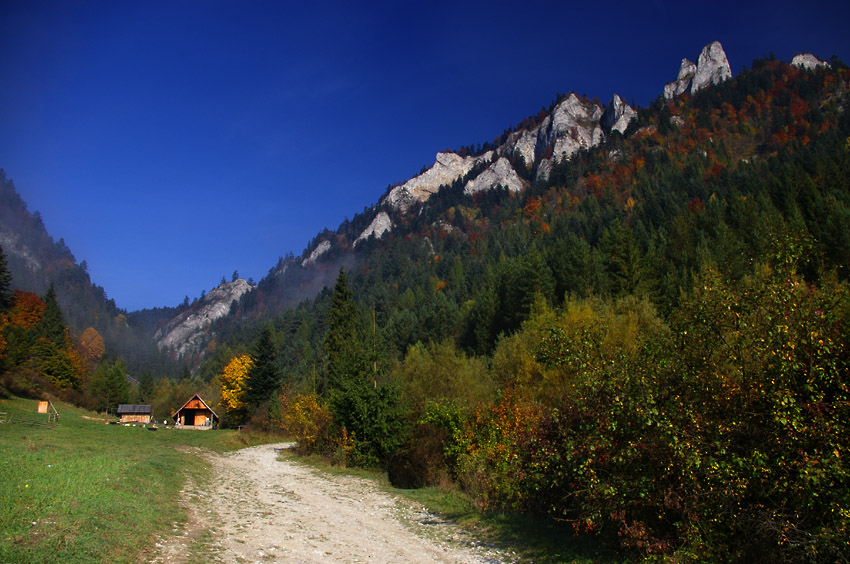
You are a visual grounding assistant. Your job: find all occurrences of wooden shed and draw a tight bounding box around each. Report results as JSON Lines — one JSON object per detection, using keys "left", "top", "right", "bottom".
{"left": 117, "top": 404, "right": 152, "bottom": 424}
{"left": 172, "top": 394, "right": 218, "bottom": 429}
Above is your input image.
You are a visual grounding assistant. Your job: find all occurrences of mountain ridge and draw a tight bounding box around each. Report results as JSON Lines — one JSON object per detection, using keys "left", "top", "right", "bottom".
{"left": 3, "top": 41, "right": 842, "bottom": 369}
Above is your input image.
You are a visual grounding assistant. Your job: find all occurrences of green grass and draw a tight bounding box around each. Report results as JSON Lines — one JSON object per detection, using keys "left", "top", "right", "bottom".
{"left": 279, "top": 450, "right": 625, "bottom": 564}
{"left": 0, "top": 396, "right": 275, "bottom": 564}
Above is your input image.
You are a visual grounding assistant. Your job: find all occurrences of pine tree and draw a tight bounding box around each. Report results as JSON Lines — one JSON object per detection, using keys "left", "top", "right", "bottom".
{"left": 245, "top": 324, "right": 281, "bottom": 407}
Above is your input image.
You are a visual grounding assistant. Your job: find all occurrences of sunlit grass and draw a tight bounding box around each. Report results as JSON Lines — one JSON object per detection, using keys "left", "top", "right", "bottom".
{"left": 0, "top": 396, "right": 274, "bottom": 564}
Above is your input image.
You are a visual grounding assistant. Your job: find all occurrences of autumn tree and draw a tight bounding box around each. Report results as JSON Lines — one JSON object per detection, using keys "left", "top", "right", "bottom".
{"left": 80, "top": 327, "right": 106, "bottom": 364}
{"left": 220, "top": 353, "right": 253, "bottom": 424}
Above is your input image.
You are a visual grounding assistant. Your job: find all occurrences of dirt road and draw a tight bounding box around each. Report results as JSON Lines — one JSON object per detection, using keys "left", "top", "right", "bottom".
{"left": 151, "top": 442, "right": 512, "bottom": 563}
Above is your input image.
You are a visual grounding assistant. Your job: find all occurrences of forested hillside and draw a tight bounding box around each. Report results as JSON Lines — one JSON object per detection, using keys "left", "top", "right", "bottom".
{"left": 0, "top": 171, "right": 182, "bottom": 379}
{"left": 204, "top": 55, "right": 850, "bottom": 562}
{"left": 2, "top": 51, "right": 848, "bottom": 562}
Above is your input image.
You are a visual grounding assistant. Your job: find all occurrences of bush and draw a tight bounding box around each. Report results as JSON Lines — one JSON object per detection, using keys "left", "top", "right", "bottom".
{"left": 387, "top": 423, "right": 449, "bottom": 489}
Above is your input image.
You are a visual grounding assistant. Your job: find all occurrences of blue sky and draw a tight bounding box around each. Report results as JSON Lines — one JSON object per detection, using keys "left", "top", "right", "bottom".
{"left": 1, "top": 0, "right": 848, "bottom": 311}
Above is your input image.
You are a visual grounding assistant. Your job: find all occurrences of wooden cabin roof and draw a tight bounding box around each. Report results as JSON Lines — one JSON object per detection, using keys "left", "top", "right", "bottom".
{"left": 172, "top": 394, "right": 219, "bottom": 420}
{"left": 117, "top": 404, "right": 152, "bottom": 415}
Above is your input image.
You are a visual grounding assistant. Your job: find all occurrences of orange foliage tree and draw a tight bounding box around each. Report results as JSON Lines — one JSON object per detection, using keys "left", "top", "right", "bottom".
{"left": 7, "top": 290, "right": 44, "bottom": 329}
{"left": 79, "top": 327, "right": 105, "bottom": 364}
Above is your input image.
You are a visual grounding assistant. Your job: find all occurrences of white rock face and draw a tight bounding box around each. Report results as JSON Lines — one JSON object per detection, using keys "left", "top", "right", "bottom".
{"left": 355, "top": 211, "right": 392, "bottom": 245}
{"left": 664, "top": 59, "right": 697, "bottom": 99}
{"left": 156, "top": 278, "right": 254, "bottom": 358}
{"left": 600, "top": 94, "right": 637, "bottom": 134}
{"left": 547, "top": 94, "right": 605, "bottom": 145}
{"left": 502, "top": 93, "right": 606, "bottom": 177}
{"left": 532, "top": 93, "right": 606, "bottom": 181}
{"left": 302, "top": 240, "right": 331, "bottom": 266}
{"left": 384, "top": 151, "right": 493, "bottom": 211}
{"left": 464, "top": 157, "right": 523, "bottom": 195}
{"left": 664, "top": 42, "right": 731, "bottom": 99}
{"left": 535, "top": 158, "right": 554, "bottom": 183}
{"left": 792, "top": 53, "right": 829, "bottom": 70}
{"left": 504, "top": 128, "right": 538, "bottom": 168}
{"left": 691, "top": 41, "right": 732, "bottom": 93}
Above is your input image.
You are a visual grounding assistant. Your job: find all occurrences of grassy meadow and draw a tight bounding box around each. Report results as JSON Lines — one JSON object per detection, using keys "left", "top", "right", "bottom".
{"left": 0, "top": 396, "right": 273, "bottom": 564}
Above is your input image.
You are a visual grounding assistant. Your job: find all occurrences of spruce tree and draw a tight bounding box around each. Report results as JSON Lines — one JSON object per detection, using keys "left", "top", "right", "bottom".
{"left": 245, "top": 324, "right": 281, "bottom": 407}
{"left": 89, "top": 358, "right": 130, "bottom": 413}
{"left": 323, "top": 267, "right": 366, "bottom": 392}
{"left": 37, "top": 285, "right": 66, "bottom": 348}
{"left": 322, "top": 267, "right": 405, "bottom": 464}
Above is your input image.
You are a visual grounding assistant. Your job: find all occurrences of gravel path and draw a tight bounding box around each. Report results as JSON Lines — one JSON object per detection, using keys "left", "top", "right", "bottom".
{"left": 150, "top": 442, "right": 512, "bottom": 564}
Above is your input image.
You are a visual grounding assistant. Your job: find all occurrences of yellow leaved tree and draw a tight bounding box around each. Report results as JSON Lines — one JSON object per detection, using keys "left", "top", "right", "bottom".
{"left": 220, "top": 354, "right": 253, "bottom": 424}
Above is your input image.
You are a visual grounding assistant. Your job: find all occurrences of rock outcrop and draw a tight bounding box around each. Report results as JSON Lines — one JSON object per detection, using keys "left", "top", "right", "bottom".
{"left": 691, "top": 41, "right": 732, "bottom": 93}
{"left": 665, "top": 41, "right": 731, "bottom": 98}
{"left": 155, "top": 278, "right": 254, "bottom": 358}
{"left": 355, "top": 212, "right": 392, "bottom": 245}
{"left": 792, "top": 53, "right": 829, "bottom": 70}
{"left": 600, "top": 94, "right": 637, "bottom": 134}
{"left": 664, "top": 59, "right": 697, "bottom": 99}
{"left": 383, "top": 152, "right": 493, "bottom": 212}
{"left": 302, "top": 240, "right": 331, "bottom": 266}
{"left": 464, "top": 157, "right": 523, "bottom": 195}
{"left": 499, "top": 93, "right": 606, "bottom": 182}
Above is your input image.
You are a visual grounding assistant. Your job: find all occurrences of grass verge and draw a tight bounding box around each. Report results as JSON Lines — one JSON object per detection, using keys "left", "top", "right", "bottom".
{"left": 0, "top": 396, "right": 275, "bottom": 564}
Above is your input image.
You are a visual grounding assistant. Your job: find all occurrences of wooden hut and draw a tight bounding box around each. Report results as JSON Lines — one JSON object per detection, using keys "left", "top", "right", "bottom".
{"left": 172, "top": 394, "right": 218, "bottom": 429}
{"left": 117, "top": 404, "right": 152, "bottom": 424}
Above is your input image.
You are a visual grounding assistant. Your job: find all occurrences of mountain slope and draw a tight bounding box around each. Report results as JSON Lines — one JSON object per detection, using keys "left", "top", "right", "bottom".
{"left": 0, "top": 171, "right": 181, "bottom": 378}
{"left": 214, "top": 43, "right": 849, "bottom": 359}
{"left": 152, "top": 41, "right": 744, "bottom": 362}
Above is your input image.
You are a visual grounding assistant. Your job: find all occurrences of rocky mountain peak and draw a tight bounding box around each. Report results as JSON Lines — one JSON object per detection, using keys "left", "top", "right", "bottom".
{"left": 664, "top": 59, "right": 697, "bottom": 99}
{"left": 600, "top": 94, "right": 637, "bottom": 134}
{"left": 664, "top": 41, "right": 731, "bottom": 99}
{"left": 691, "top": 41, "right": 732, "bottom": 93}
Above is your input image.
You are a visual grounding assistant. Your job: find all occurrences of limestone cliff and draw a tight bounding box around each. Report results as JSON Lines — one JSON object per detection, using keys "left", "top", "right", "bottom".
{"left": 383, "top": 152, "right": 493, "bottom": 212}
{"left": 664, "top": 41, "right": 731, "bottom": 99}
{"left": 155, "top": 278, "right": 254, "bottom": 358}
{"left": 464, "top": 157, "right": 524, "bottom": 195}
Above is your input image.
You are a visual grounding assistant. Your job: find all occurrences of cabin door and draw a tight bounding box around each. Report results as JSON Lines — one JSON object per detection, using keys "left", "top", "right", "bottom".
{"left": 194, "top": 413, "right": 207, "bottom": 426}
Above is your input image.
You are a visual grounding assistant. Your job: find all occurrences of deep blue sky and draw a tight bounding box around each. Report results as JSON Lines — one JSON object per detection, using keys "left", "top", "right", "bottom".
{"left": 1, "top": 0, "right": 848, "bottom": 311}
